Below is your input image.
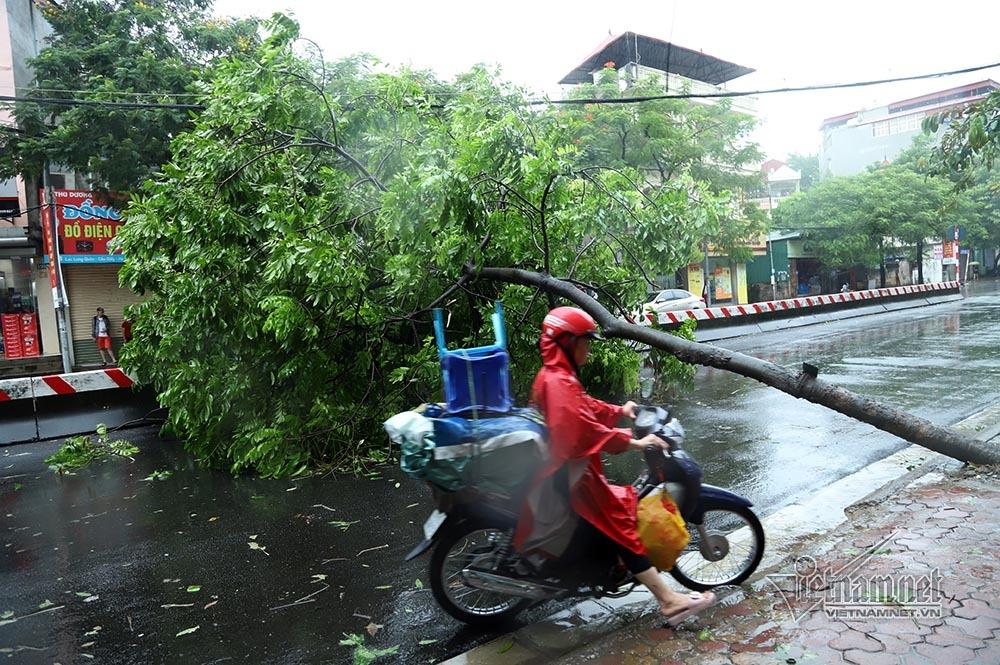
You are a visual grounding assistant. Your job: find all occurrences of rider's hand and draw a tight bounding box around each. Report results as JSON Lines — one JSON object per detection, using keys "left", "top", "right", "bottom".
{"left": 621, "top": 401, "right": 638, "bottom": 420}
{"left": 629, "top": 433, "right": 669, "bottom": 451}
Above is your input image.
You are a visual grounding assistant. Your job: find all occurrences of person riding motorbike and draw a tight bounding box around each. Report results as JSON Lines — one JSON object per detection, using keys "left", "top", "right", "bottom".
{"left": 513, "top": 306, "right": 715, "bottom": 625}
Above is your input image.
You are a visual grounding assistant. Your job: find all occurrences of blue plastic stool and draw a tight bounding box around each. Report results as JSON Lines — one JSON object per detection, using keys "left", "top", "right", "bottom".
{"left": 433, "top": 302, "right": 513, "bottom": 416}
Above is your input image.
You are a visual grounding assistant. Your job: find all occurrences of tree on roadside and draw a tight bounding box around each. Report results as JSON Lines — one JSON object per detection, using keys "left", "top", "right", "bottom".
{"left": 563, "top": 68, "right": 766, "bottom": 258}
{"left": 773, "top": 163, "right": 956, "bottom": 286}
{"left": 925, "top": 100, "right": 1000, "bottom": 267}
{"left": 786, "top": 153, "right": 819, "bottom": 190}
{"left": 0, "top": 0, "right": 258, "bottom": 193}
{"left": 114, "top": 16, "right": 764, "bottom": 476}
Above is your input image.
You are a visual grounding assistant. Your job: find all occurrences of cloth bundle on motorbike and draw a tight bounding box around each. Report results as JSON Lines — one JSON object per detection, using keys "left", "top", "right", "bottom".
{"left": 637, "top": 485, "right": 690, "bottom": 571}
{"left": 385, "top": 404, "right": 547, "bottom": 494}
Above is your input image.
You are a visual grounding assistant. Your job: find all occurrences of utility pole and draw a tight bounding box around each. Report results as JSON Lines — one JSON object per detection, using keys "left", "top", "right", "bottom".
{"left": 41, "top": 162, "right": 72, "bottom": 374}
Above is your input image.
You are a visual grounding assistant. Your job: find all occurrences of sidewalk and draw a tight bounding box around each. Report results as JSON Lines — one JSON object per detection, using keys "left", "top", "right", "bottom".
{"left": 553, "top": 465, "right": 1000, "bottom": 665}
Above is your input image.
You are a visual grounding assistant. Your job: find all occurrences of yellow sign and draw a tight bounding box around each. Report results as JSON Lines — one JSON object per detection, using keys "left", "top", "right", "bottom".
{"left": 714, "top": 266, "right": 733, "bottom": 301}
{"left": 687, "top": 264, "right": 703, "bottom": 298}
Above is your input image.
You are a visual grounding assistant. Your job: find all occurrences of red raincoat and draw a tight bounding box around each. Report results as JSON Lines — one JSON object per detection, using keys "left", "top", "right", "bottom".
{"left": 513, "top": 335, "right": 646, "bottom": 558}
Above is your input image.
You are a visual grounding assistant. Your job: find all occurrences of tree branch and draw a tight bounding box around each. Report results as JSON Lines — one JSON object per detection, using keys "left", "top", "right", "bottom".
{"left": 539, "top": 174, "right": 557, "bottom": 308}
{"left": 471, "top": 266, "right": 1000, "bottom": 465}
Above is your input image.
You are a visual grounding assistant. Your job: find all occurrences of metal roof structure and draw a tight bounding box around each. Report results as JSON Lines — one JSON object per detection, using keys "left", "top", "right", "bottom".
{"left": 559, "top": 31, "right": 754, "bottom": 86}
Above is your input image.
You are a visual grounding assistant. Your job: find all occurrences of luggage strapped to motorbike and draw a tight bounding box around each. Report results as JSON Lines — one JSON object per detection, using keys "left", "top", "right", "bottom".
{"left": 385, "top": 302, "right": 547, "bottom": 498}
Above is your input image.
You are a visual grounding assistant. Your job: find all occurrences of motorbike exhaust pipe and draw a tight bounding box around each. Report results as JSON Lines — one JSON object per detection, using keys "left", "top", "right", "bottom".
{"left": 460, "top": 569, "right": 566, "bottom": 600}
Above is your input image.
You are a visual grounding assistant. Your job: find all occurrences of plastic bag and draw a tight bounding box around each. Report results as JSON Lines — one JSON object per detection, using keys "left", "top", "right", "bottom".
{"left": 637, "top": 485, "right": 690, "bottom": 571}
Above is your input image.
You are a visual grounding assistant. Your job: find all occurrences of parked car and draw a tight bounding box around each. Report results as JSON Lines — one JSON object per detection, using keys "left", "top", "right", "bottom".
{"left": 642, "top": 289, "right": 705, "bottom": 320}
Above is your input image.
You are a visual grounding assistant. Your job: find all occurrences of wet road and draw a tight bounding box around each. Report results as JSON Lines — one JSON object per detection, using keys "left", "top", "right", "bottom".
{"left": 2, "top": 281, "right": 999, "bottom": 663}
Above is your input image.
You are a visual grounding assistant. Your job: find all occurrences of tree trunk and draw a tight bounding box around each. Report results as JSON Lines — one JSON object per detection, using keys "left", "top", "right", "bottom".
{"left": 475, "top": 266, "right": 1000, "bottom": 465}
{"left": 879, "top": 239, "right": 887, "bottom": 288}
{"left": 916, "top": 238, "right": 924, "bottom": 284}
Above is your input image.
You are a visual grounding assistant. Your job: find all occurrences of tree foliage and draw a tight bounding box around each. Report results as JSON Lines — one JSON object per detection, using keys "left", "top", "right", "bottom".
{"left": 786, "top": 153, "right": 819, "bottom": 190}
{"left": 563, "top": 68, "right": 766, "bottom": 259}
{"left": 926, "top": 89, "right": 1000, "bottom": 188}
{"left": 0, "top": 0, "right": 258, "bottom": 191}
{"left": 773, "top": 162, "right": 956, "bottom": 279}
{"left": 113, "top": 16, "right": 766, "bottom": 476}
{"left": 926, "top": 93, "right": 1000, "bottom": 258}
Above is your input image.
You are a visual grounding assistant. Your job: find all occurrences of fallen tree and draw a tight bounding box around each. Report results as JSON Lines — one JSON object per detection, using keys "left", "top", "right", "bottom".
{"left": 475, "top": 266, "right": 1000, "bottom": 466}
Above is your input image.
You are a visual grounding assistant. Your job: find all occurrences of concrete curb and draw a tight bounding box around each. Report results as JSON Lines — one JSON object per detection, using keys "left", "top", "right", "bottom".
{"left": 692, "top": 291, "right": 964, "bottom": 342}
{"left": 653, "top": 281, "right": 959, "bottom": 329}
{"left": 440, "top": 403, "right": 1000, "bottom": 665}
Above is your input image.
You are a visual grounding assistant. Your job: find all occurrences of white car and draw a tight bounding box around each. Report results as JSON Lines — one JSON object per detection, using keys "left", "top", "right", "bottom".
{"left": 642, "top": 289, "right": 705, "bottom": 320}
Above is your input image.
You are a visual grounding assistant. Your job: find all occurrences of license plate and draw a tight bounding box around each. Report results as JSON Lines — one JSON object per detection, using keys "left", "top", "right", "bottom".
{"left": 423, "top": 510, "right": 447, "bottom": 540}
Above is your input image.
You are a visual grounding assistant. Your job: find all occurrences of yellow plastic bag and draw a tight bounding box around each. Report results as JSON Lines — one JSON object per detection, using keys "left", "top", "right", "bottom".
{"left": 637, "top": 486, "right": 690, "bottom": 571}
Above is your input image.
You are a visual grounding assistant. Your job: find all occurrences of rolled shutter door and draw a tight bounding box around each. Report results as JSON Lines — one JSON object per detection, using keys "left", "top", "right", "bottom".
{"left": 64, "top": 265, "right": 144, "bottom": 367}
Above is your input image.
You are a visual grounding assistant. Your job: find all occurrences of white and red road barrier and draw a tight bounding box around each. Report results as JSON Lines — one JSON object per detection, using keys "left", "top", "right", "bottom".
{"left": 0, "top": 368, "right": 135, "bottom": 402}
{"left": 649, "top": 281, "right": 960, "bottom": 326}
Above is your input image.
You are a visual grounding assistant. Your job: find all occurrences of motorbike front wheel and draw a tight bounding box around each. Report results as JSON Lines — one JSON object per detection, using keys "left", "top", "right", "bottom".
{"left": 429, "top": 521, "right": 531, "bottom": 626}
{"left": 669, "top": 502, "right": 765, "bottom": 591}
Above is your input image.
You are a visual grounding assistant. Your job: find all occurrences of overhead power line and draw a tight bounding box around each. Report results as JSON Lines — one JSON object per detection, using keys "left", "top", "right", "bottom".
{"left": 0, "top": 60, "right": 998, "bottom": 113}
{"left": 540, "top": 60, "right": 1000, "bottom": 106}
{"left": 0, "top": 94, "right": 203, "bottom": 111}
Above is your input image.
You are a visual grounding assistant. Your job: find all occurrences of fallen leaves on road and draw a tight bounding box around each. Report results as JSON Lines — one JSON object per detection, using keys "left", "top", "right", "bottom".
{"left": 175, "top": 625, "right": 199, "bottom": 637}
{"left": 161, "top": 604, "right": 195, "bottom": 609}
{"left": 141, "top": 470, "right": 172, "bottom": 482}
{"left": 328, "top": 520, "right": 359, "bottom": 532}
{"left": 356, "top": 544, "right": 388, "bottom": 557}
{"left": 365, "top": 622, "right": 382, "bottom": 637}
{"left": 248, "top": 541, "right": 269, "bottom": 555}
{"left": 203, "top": 600, "right": 218, "bottom": 610}
{"left": 186, "top": 585, "right": 201, "bottom": 593}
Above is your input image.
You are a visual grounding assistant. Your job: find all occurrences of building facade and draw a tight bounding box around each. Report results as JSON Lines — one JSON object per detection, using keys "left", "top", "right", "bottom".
{"left": 1, "top": 0, "right": 59, "bottom": 374}
{"left": 559, "top": 31, "right": 757, "bottom": 115}
{"left": 820, "top": 80, "right": 1000, "bottom": 177}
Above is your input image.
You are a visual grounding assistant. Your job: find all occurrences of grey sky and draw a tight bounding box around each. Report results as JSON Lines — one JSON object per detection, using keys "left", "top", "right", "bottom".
{"left": 214, "top": 0, "right": 1000, "bottom": 162}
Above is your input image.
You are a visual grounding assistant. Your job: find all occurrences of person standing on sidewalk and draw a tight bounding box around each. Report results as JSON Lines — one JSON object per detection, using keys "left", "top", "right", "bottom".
{"left": 92, "top": 307, "right": 117, "bottom": 367}
{"left": 515, "top": 307, "right": 715, "bottom": 627}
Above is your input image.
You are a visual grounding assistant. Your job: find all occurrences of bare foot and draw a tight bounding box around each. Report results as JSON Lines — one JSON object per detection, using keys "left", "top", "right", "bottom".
{"left": 660, "top": 591, "right": 716, "bottom": 627}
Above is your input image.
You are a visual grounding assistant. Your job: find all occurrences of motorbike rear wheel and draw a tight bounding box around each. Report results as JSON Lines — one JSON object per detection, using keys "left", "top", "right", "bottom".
{"left": 669, "top": 502, "right": 765, "bottom": 591}
{"left": 429, "top": 520, "right": 531, "bottom": 626}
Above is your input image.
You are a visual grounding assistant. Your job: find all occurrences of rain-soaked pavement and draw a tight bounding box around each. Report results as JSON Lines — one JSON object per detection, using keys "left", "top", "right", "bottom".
{"left": 2, "top": 280, "right": 999, "bottom": 664}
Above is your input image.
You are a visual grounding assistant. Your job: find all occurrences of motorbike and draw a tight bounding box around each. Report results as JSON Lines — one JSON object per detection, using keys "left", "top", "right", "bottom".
{"left": 404, "top": 405, "right": 765, "bottom": 626}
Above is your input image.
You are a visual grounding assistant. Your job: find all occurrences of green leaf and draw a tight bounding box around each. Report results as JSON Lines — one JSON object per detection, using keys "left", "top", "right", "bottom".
{"left": 414, "top": 579, "right": 423, "bottom": 589}
{"left": 186, "top": 585, "right": 201, "bottom": 593}
{"left": 175, "top": 625, "right": 200, "bottom": 637}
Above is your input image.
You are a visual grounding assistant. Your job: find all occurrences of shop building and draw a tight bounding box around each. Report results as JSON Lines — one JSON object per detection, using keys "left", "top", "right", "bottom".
{"left": 43, "top": 189, "right": 140, "bottom": 368}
